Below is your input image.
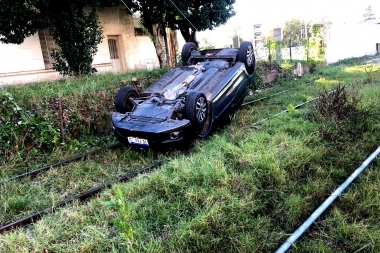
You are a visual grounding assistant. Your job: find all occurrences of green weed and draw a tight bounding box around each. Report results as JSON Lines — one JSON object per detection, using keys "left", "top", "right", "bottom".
{"left": 103, "top": 186, "right": 134, "bottom": 242}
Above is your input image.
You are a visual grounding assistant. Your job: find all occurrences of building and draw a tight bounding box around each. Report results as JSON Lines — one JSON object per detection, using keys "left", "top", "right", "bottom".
{"left": 325, "top": 23, "right": 380, "bottom": 63}
{"left": 253, "top": 24, "right": 263, "bottom": 48}
{"left": 0, "top": 6, "right": 160, "bottom": 86}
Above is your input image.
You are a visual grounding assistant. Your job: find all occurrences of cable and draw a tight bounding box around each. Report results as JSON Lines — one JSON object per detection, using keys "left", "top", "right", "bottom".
{"left": 167, "top": 0, "right": 197, "bottom": 31}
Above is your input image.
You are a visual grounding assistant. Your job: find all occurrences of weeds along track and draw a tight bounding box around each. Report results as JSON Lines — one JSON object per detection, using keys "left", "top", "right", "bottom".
{"left": 2, "top": 87, "right": 292, "bottom": 184}
{"left": 0, "top": 162, "right": 162, "bottom": 233}
{"left": 0, "top": 88, "right": 290, "bottom": 233}
{"left": 0, "top": 142, "right": 162, "bottom": 229}
{"left": 0, "top": 85, "right": 323, "bottom": 233}
{"left": 1, "top": 143, "right": 121, "bottom": 183}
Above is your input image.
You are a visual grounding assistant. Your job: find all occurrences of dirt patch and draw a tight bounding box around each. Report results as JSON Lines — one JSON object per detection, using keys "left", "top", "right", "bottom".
{"left": 264, "top": 70, "right": 279, "bottom": 83}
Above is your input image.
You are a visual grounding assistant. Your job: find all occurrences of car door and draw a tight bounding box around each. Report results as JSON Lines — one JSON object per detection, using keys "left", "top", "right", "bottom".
{"left": 212, "top": 65, "right": 247, "bottom": 119}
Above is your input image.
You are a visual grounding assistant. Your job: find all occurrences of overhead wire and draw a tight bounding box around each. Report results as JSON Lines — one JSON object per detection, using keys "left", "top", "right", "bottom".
{"left": 120, "top": 0, "right": 197, "bottom": 34}
{"left": 167, "top": 0, "right": 197, "bottom": 31}
{"left": 119, "top": 0, "right": 168, "bottom": 64}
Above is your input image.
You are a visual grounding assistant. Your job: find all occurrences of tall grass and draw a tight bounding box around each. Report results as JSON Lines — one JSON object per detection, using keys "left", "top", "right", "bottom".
{"left": 1, "top": 57, "right": 380, "bottom": 252}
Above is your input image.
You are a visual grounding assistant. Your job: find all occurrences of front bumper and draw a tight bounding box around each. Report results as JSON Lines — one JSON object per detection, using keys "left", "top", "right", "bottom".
{"left": 112, "top": 112, "right": 192, "bottom": 146}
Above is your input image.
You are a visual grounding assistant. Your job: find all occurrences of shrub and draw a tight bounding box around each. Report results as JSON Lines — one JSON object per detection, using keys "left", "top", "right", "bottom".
{"left": 314, "top": 84, "right": 369, "bottom": 150}
{"left": 0, "top": 90, "right": 60, "bottom": 157}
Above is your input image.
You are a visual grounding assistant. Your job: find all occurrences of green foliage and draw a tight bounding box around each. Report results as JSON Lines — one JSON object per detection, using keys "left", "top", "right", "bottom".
{"left": 0, "top": 0, "right": 120, "bottom": 76}
{"left": 287, "top": 104, "right": 296, "bottom": 114}
{"left": 8, "top": 196, "right": 30, "bottom": 214}
{"left": 266, "top": 40, "right": 276, "bottom": 62}
{"left": 314, "top": 84, "right": 370, "bottom": 150}
{"left": 280, "top": 61, "right": 293, "bottom": 72}
{"left": 2, "top": 58, "right": 380, "bottom": 252}
{"left": 260, "top": 31, "right": 276, "bottom": 62}
{"left": 131, "top": 0, "right": 236, "bottom": 45}
{"left": 1, "top": 69, "right": 167, "bottom": 158}
{"left": 0, "top": 0, "right": 46, "bottom": 44}
{"left": 103, "top": 186, "right": 134, "bottom": 241}
{"left": 252, "top": 61, "right": 265, "bottom": 89}
{"left": 283, "top": 19, "right": 311, "bottom": 47}
{"left": 50, "top": 6, "right": 103, "bottom": 76}
{"left": 305, "top": 24, "right": 327, "bottom": 63}
{"left": 172, "top": 0, "right": 236, "bottom": 45}
{"left": 0, "top": 90, "right": 60, "bottom": 157}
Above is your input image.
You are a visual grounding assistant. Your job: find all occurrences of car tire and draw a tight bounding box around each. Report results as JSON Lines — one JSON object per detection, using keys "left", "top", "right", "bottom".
{"left": 238, "top": 41, "right": 256, "bottom": 75}
{"left": 182, "top": 42, "right": 198, "bottom": 66}
{"left": 115, "top": 87, "right": 139, "bottom": 113}
{"left": 185, "top": 92, "right": 208, "bottom": 126}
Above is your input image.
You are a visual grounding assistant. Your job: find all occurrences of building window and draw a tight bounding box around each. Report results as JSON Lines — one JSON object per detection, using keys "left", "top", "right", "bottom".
{"left": 108, "top": 39, "right": 119, "bottom": 59}
{"left": 254, "top": 24, "right": 261, "bottom": 29}
{"left": 38, "top": 29, "right": 56, "bottom": 69}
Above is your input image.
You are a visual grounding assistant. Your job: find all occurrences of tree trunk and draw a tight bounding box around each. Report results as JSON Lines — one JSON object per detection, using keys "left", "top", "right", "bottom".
{"left": 163, "top": 27, "right": 170, "bottom": 66}
{"left": 151, "top": 23, "right": 168, "bottom": 68}
{"left": 180, "top": 28, "right": 198, "bottom": 48}
{"left": 169, "top": 29, "right": 178, "bottom": 66}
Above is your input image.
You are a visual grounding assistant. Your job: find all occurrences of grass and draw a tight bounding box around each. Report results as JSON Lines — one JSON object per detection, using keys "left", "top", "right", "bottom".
{"left": 0, "top": 68, "right": 168, "bottom": 161}
{"left": 1, "top": 58, "right": 380, "bottom": 252}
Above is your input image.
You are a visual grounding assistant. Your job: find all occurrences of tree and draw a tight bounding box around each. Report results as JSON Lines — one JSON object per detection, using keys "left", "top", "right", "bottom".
{"left": 128, "top": 0, "right": 236, "bottom": 67}
{"left": 48, "top": 1, "right": 125, "bottom": 76}
{"left": 261, "top": 31, "right": 276, "bottom": 62}
{"left": 305, "top": 24, "right": 326, "bottom": 62}
{"left": 0, "top": 0, "right": 46, "bottom": 44}
{"left": 283, "top": 19, "right": 311, "bottom": 47}
{"left": 363, "top": 5, "right": 376, "bottom": 23}
{"left": 170, "top": 0, "right": 236, "bottom": 47}
{"left": 128, "top": 0, "right": 169, "bottom": 68}
{"left": 0, "top": 0, "right": 122, "bottom": 76}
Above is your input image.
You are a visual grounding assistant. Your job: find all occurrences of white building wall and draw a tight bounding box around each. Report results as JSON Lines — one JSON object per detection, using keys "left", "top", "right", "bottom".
{"left": 93, "top": 38, "right": 112, "bottom": 65}
{"left": 0, "top": 33, "right": 45, "bottom": 74}
{"left": 0, "top": 6, "right": 159, "bottom": 86}
{"left": 325, "top": 24, "right": 380, "bottom": 63}
{"left": 99, "top": 7, "right": 159, "bottom": 70}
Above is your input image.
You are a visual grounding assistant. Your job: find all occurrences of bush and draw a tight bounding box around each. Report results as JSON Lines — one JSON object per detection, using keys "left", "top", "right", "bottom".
{"left": 314, "top": 84, "right": 369, "bottom": 150}
{"left": 0, "top": 90, "right": 60, "bottom": 157}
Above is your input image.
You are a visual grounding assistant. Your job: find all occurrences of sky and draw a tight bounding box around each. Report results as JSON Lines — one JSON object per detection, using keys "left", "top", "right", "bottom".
{"left": 194, "top": 0, "right": 380, "bottom": 47}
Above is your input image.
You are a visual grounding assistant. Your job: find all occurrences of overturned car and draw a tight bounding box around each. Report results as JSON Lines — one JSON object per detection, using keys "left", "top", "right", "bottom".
{"left": 111, "top": 41, "right": 256, "bottom": 147}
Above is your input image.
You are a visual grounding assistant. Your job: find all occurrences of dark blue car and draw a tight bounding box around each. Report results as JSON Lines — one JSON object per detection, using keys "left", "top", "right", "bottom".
{"left": 112, "top": 41, "right": 256, "bottom": 147}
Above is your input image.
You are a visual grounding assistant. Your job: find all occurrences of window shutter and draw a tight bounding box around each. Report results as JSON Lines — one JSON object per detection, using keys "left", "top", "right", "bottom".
{"left": 108, "top": 39, "right": 119, "bottom": 59}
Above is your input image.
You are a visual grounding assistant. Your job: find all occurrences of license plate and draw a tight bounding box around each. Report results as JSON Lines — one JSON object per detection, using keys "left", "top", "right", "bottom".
{"left": 128, "top": 137, "right": 149, "bottom": 146}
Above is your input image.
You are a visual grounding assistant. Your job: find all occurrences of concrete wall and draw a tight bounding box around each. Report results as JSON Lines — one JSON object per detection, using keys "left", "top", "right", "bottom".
{"left": 325, "top": 24, "right": 380, "bottom": 63}
{"left": 0, "top": 34, "right": 45, "bottom": 74}
{"left": 98, "top": 7, "right": 159, "bottom": 70}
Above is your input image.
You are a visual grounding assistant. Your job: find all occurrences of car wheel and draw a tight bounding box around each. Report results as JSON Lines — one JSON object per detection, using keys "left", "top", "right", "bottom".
{"left": 238, "top": 41, "right": 256, "bottom": 75}
{"left": 182, "top": 42, "right": 198, "bottom": 66}
{"left": 185, "top": 92, "right": 208, "bottom": 126}
{"left": 115, "top": 87, "right": 139, "bottom": 113}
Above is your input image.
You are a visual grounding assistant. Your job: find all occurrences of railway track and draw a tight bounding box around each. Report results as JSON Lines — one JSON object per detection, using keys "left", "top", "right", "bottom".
{"left": 0, "top": 86, "right": 319, "bottom": 233}
{"left": 1, "top": 143, "right": 121, "bottom": 183}
{"left": 2, "top": 87, "right": 290, "bottom": 185}
{"left": 0, "top": 162, "right": 162, "bottom": 233}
